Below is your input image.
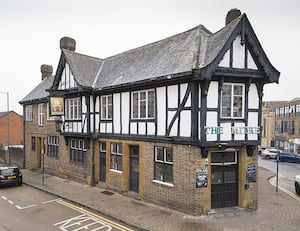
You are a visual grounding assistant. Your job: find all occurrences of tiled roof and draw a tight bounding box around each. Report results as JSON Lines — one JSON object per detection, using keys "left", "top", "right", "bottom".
{"left": 19, "top": 76, "right": 54, "bottom": 104}
{"left": 63, "top": 50, "right": 103, "bottom": 87}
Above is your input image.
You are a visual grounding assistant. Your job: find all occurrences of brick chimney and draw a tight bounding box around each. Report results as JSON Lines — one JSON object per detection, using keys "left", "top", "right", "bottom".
{"left": 41, "top": 64, "right": 53, "bottom": 80}
{"left": 60, "top": 37, "right": 76, "bottom": 52}
{"left": 226, "top": 9, "right": 241, "bottom": 25}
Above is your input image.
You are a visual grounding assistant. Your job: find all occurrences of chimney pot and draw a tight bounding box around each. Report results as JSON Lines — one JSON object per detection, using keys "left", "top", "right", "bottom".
{"left": 60, "top": 37, "right": 76, "bottom": 52}
{"left": 226, "top": 9, "right": 241, "bottom": 25}
{"left": 41, "top": 64, "right": 53, "bottom": 80}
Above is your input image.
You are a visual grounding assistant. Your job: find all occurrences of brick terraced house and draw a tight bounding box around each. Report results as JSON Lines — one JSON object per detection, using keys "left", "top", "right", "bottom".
{"left": 20, "top": 9, "right": 280, "bottom": 214}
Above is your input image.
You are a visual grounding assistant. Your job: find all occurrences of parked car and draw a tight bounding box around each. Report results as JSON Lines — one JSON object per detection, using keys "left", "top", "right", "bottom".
{"left": 0, "top": 166, "right": 22, "bottom": 187}
{"left": 258, "top": 146, "right": 267, "bottom": 155}
{"left": 295, "top": 174, "right": 300, "bottom": 195}
{"left": 261, "top": 148, "right": 281, "bottom": 159}
{"left": 279, "top": 152, "right": 300, "bottom": 163}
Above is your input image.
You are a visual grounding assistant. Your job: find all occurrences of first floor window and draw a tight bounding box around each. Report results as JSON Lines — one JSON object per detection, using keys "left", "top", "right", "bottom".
{"left": 221, "top": 83, "right": 244, "bottom": 118}
{"left": 26, "top": 105, "right": 33, "bottom": 121}
{"left": 66, "top": 98, "right": 82, "bottom": 120}
{"left": 154, "top": 147, "right": 173, "bottom": 183}
{"left": 132, "top": 89, "right": 155, "bottom": 119}
{"left": 70, "top": 138, "right": 87, "bottom": 164}
{"left": 101, "top": 95, "right": 113, "bottom": 120}
{"left": 38, "top": 103, "right": 44, "bottom": 125}
{"left": 110, "top": 143, "right": 122, "bottom": 171}
{"left": 47, "top": 136, "right": 59, "bottom": 158}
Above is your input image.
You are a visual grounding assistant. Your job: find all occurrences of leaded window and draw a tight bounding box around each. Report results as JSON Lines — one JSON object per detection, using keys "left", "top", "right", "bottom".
{"left": 47, "top": 136, "right": 59, "bottom": 158}
{"left": 66, "top": 98, "right": 81, "bottom": 120}
{"left": 132, "top": 89, "right": 155, "bottom": 119}
{"left": 221, "top": 83, "right": 244, "bottom": 118}
{"left": 70, "top": 138, "right": 87, "bottom": 164}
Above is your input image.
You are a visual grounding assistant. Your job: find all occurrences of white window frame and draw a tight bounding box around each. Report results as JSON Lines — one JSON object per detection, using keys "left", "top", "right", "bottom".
{"left": 65, "top": 98, "right": 81, "bottom": 120}
{"left": 131, "top": 89, "right": 155, "bottom": 119}
{"left": 38, "top": 103, "right": 44, "bottom": 126}
{"left": 100, "top": 95, "right": 113, "bottom": 120}
{"left": 26, "top": 105, "right": 33, "bottom": 121}
{"left": 221, "top": 83, "right": 244, "bottom": 119}
{"left": 110, "top": 143, "right": 122, "bottom": 172}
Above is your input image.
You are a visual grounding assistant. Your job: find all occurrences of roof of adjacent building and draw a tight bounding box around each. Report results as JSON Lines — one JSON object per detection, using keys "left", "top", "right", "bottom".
{"left": 0, "top": 111, "right": 22, "bottom": 119}
{"left": 19, "top": 75, "right": 54, "bottom": 104}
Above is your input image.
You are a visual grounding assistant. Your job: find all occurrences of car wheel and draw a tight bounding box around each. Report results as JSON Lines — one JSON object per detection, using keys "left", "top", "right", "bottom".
{"left": 295, "top": 182, "right": 300, "bottom": 195}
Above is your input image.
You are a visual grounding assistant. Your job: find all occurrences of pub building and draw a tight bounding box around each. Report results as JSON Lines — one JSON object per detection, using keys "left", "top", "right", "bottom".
{"left": 20, "top": 9, "right": 279, "bottom": 214}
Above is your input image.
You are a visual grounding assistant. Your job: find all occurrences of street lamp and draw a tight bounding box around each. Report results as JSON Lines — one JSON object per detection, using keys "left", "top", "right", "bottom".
{"left": 0, "top": 91, "right": 10, "bottom": 165}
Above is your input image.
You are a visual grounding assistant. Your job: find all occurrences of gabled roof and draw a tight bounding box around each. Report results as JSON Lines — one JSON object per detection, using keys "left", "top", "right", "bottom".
{"left": 0, "top": 111, "right": 22, "bottom": 119}
{"left": 19, "top": 76, "right": 54, "bottom": 104}
{"left": 50, "top": 13, "right": 280, "bottom": 92}
{"left": 62, "top": 50, "right": 103, "bottom": 87}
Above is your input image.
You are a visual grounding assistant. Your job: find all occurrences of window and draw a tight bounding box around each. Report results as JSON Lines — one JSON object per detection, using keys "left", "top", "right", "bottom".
{"left": 47, "top": 136, "right": 59, "bottom": 158}
{"left": 31, "top": 137, "right": 36, "bottom": 151}
{"left": 101, "top": 95, "right": 113, "bottom": 120}
{"left": 154, "top": 147, "right": 173, "bottom": 183}
{"left": 296, "top": 105, "right": 300, "bottom": 116}
{"left": 221, "top": 83, "right": 244, "bottom": 118}
{"left": 26, "top": 105, "right": 33, "bottom": 121}
{"left": 70, "top": 138, "right": 87, "bottom": 164}
{"left": 132, "top": 89, "right": 155, "bottom": 119}
{"left": 283, "top": 121, "right": 294, "bottom": 134}
{"left": 38, "top": 104, "right": 44, "bottom": 125}
{"left": 47, "top": 103, "right": 55, "bottom": 120}
{"left": 110, "top": 143, "right": 122, "bottom": 171}
{"left": 66, "top": 98, "right": 81, "bottom": 120}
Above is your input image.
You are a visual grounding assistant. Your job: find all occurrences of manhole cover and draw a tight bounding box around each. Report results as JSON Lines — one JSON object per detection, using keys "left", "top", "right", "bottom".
{"left": 101, "top": 190, "right": 114, "bottom": 195}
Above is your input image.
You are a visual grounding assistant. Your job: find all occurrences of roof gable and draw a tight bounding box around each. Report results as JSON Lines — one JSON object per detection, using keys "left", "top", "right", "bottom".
{"left": 201, "top": 14, "right": 280, "bottom": 83}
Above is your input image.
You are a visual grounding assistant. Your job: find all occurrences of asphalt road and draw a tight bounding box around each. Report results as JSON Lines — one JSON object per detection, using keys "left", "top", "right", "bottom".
{"left": 258, "top": 155, "right": 300, "bottom": 196}
{"left": 0, "top": 184, "right": 135, "bottom": 231}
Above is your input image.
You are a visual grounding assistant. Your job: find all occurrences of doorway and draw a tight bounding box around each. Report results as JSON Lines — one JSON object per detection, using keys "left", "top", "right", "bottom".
{"left": 129, "top": 146, "right": 139, "bottom": 193}
{"left": 211, "top": 151, "right": 238, "bottom": 209}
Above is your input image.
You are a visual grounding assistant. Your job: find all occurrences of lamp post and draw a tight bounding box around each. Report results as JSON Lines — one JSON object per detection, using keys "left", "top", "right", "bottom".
{"left": 0, "top": 91, "right": 10, "bottom": 165}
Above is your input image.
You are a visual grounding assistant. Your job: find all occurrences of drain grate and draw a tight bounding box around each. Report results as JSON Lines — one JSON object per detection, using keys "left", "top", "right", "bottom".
{"left": 101, "top": 190, "right": 114, "bottom": 195}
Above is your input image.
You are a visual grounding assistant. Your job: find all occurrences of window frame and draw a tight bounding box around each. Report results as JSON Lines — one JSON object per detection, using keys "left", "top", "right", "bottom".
{"left": 154, "top": 147, "right": 173, "bottom": 184}
{"left": 26, "top": 105, "right": 33, "bottom": 121}
{"left": 47, "top": 136, "right": 59, "bottom": 158}
{"left": 100, "top": 95, "right": 113, "bottom": 120}
{"left": 131, "top": 89, "right": 155, "bottom": 119}
{"left": 65, "top": 98, "right": 82, "bottom": 120}
{"left": 110, "top": 143, "right": 122, "bottom": 172}
{"left": 38, "top": 103, "right": 44, "bottom": 126}
{"left": 220, "top": 83, "right": 245, "bottom": 119}
{"left": 70, "top": 138, "right": 87, "bottom": 164}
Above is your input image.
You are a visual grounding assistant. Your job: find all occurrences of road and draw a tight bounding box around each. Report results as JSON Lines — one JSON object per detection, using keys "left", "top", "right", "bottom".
{"left": 258, "top": 156, "right": 300, "bottom": 198}
{"left": 0, "top": 185, "right": 135, "bottom": 231}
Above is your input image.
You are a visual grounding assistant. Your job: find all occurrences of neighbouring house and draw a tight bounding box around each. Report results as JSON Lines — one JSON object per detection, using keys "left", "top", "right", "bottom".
{"left": 20, "top": 9, "right": 280, "bottom": 214}
{"left": 0, "top": 111, "right": 23, "bottom": 148}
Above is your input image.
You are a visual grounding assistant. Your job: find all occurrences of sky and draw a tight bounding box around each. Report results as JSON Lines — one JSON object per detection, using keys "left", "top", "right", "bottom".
{"left": 1, "top": 0, "right": 299, "bottom": 114}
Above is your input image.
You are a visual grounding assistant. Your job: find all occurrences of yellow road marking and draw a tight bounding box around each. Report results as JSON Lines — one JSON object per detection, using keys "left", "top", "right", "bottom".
{"left": 56, "top": 199, "right": 134, "bottom": 231}
{"left": 269, "top": 176, "right": 300, "bottom": 202}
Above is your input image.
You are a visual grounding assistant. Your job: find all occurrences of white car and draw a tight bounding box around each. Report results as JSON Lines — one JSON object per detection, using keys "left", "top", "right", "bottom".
{"left": 295, "top": 174, "right": 300, "bottom": 195}
{"left": 261, "top": 148, "right": 280, "bottom": 159}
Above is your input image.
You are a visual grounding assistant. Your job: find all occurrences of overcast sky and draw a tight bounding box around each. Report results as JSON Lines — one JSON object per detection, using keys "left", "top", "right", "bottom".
{"left": 1, "top": 0, "right": 299, "bottom": 114}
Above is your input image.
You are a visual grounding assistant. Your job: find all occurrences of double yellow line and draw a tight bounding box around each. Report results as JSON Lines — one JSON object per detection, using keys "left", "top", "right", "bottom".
{"left": 269, "top": 176, "right": 300, "bottom": 202}
{"left": 56, "top": 199, "right": 134, "bottom": 231}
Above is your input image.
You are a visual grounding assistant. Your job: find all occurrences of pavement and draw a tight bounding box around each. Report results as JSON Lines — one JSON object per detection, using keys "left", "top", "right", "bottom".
{"left": 22, "top": 167, "right": 300, "bottom": 231}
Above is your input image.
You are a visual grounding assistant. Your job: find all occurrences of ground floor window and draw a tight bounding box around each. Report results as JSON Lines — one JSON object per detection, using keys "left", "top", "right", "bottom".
{"left": 70, "top": 138, "right": 87, "bottom": 164}
{"left": 47, "top": 136, "right": 59, "bottom": 158}
{"left": 31, "top": 137, "right": 36, "bottom": 151}
{"left": 154, "top": 147, "right": 173, "bottom": 183}
{"left": 110, "top": 143, "right": 122, "bottom": 171}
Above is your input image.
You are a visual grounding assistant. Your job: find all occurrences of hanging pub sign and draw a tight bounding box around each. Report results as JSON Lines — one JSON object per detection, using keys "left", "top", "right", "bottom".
{"left": 246, "top": 163, "right": 256, "bottom": 183}
{"left": 196, "top": 167, "right": 208, "bottom": 188}
{"left": 50, "top": 97, "right": 64, "bottom": 116}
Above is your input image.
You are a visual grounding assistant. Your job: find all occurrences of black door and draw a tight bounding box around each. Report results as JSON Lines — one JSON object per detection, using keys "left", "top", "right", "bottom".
{"left": 130, "top": 146, "right": 139, "bottom": 193}
{"left": 211, "top": 164, "right": 238, "bottom": 209}
{"left": 100, "top": 152, "right": 106, "bottom": 182}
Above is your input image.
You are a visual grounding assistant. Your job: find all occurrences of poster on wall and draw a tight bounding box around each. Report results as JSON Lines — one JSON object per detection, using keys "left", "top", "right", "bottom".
{"left": 246, "top": 163, "right": 256, "bottom": 182}
{"left": 50, "top": 97, "right": 64, "bottom": 116}
{"left": 196, "top": 167, "right": 208, "bottom": 188}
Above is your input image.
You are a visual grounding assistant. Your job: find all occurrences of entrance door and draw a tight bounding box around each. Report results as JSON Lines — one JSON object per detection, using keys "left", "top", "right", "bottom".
{"left": 211, "top": 151, "right": 238, "bottom": 209}
{"left": 129, "top": 146, "right": 139, "bottom": 193}
{"left": 99, "top": 142, "right": 106, "bottom": 182}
